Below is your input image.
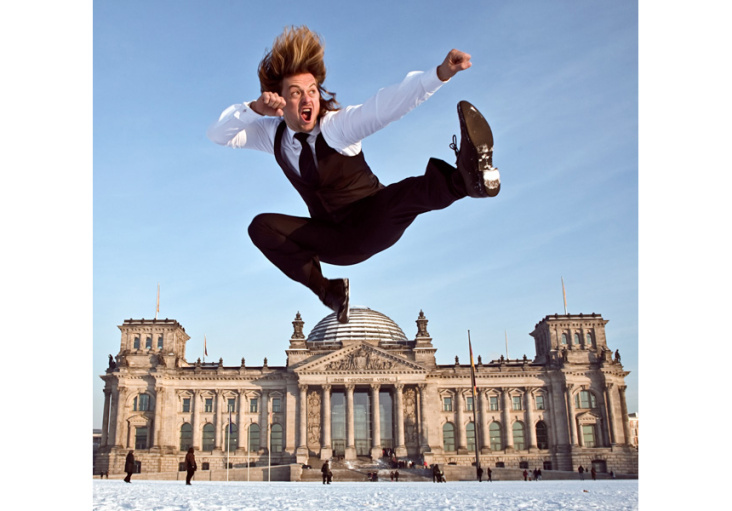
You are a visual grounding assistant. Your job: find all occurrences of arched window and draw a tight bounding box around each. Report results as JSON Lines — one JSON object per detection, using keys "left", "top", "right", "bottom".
{"left": 586, "top": 332, "right": 594, "bottom": 347}
{"left": 270, "top": 423, "right": 283, "bottom": 453}
{"left": 133, "top": 393, "right": 152, "bottom": 412}
{"left": 202, "top": 423, "right": 215, "bottom": 451}
{"left": 535, "top": 421, "right": 548, "bottom": 449}
{"left": 466, "top": 422, "right": 476, "bottom": 452}
{"left": 248, "top": 423, "right": 260, "bottom": 452}
{"left": 512, "top": 421, "right": 525, "bottom": 450}
{"left": 135, "top": 426, "right": 148, "bottom": 450}
{"left": 575, "top": 390, "right": 597, "bottom": 409}
{"left": 224, "top": 423, "right": 238, "bottom": 451}
{"left": 442, "top": 423, "right": 456, "bottom": 452}
{"left": 489, "top": 422, "right": 502, "bottom": 451}
{"left": 133, "top": 336, "right": 140, "bottom": 349}
{"left": 574, "top": 333, "right": 581, "bottom": 346}
{"left": 180, "top": 423, "right": 192, "bottom": 451}
{"left": 561, "top": 333, "right": 568, "bottom": 345}
{"left": 157, "top": 334, "right": 164, "bottom": 350}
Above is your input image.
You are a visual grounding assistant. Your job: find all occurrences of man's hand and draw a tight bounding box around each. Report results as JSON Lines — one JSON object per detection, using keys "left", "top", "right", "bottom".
{"left": 250, "top": 91, "right": 286, "bottom": 117}
{"left": 437, "top": 49, "right": 472, "bottom": 82}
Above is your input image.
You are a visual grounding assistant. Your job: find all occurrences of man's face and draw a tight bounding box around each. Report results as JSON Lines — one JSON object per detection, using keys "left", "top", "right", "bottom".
{"left": 281, "top": 73, "right": 321, "bottom": 133}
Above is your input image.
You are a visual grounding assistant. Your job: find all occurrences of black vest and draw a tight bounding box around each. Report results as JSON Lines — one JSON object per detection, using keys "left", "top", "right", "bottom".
{"left": 273, "top": 121, "right": 384, "bottom": 221}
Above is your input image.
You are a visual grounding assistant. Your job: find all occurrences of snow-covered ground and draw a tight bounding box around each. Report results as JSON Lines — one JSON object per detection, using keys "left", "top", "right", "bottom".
{"left": 93, "top": 479, "right": 638, "bottom": 510}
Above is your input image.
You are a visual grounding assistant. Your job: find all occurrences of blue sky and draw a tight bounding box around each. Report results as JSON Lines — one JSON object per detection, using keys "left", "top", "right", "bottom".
{"left": 89, "top": 0, "right": 639, "bottom": 429}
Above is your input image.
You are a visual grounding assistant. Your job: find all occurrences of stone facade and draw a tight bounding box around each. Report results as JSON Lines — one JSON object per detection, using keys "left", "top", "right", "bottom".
{"left": 95, "top": 308, "right": 638, "bottom": 479}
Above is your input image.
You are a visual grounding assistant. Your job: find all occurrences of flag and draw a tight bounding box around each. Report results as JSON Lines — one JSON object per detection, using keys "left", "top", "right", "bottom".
{"left": 204, "top": 335, "right": 208, "bottom": 357}
{"left": 561, "top": 277, "right": 568, "bottom": 314}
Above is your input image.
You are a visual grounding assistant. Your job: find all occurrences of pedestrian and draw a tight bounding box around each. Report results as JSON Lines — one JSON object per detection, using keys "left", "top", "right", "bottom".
{"left": 208, "top": 26, "right": 500, "bottom": 323}
{"left": 390, "top": 471, "right": 394, "bottom": 481}
{"left": 477, "top": 466, "right": 483, "bottom": 482}
{"left": 591, "top": 467, "right": 597, "bottom": 481}
{"left": 432, "top": 464, "right": 440, "bottom": 483}
{"left": 537, "top": 468, "right": 542, "bottom": 481}
{"left": 184, "top": 447, "right": 197, "bottom": 485}
{"left": 523, "top": 469, "right": 528, "bottom": 481}
{"left": 321, "top": 460, "right": 332, "bottom": 484}
{"left": 123, "top": 450, "right": 135, "bottom": 483}
{"left": 578, "top": 465, "right": 585, "bottom": 481}
{"left": 394, "top": 470, "right": 399, "bottom": 482}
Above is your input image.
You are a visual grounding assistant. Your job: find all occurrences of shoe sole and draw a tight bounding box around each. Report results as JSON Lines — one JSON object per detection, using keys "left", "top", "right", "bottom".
{"left": 458, "top": 101, "right": 500, "bottom": 197}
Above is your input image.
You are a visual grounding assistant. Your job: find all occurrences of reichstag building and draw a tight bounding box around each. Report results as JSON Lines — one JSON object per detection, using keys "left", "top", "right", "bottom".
{"left": 95, "top": 307, "right": 638, "bottom": 478}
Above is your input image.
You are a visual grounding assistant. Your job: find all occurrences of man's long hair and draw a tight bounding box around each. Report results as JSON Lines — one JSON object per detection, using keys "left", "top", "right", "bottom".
{"left": 258, "top": 26, "right": 340, "bottom": 116}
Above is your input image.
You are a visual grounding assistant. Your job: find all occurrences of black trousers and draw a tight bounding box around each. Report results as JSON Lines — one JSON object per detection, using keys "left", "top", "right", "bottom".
{"left": 186, "top": 469, "right": 195, "bottom": 484}
{"left": 248, "top": 158, "right": 464, "bottom": 297}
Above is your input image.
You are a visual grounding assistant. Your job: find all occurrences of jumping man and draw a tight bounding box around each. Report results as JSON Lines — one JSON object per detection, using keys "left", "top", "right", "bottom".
{"left": 208, "top": 26, "right": 500, "bottom": 323}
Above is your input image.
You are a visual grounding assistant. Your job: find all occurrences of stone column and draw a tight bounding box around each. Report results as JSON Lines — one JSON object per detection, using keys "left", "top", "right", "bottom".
{"left": 602, "top": 383, "right": 616, "bottom": 446}
{"left": 101, "top": 389, "right": 111, "bottom": 447}
{"left": 345, "top": 384, "right": 356, "bottom": 459}
{"left": 501, "top": 388, "right": 513, "bottom": 451}
{"left": 259, "top": 390, "right": 269, "bottom": 452}
{"left": 191, "top": 390, "right": 201, "bottom": 450}
{"left": 565, "top": 384, "right": 578, "bottom": 446}
{"left": 237, "top": 390, "right": 246, "bottom": 451}
{"left": 370, "top": 384, "right": 381, "bottom": 459}
{"left": 153, "top": 386, "right": 164, "bottom": 449}
{"left": 395, "top": 384, "right": 407, "bottom": 456}
{"left": 115, "top": 386, "right": 129, "bottom": 448}
{"left": 524, "top": 389, "right": 536, "bottom": 450}
{"left": 214, "top": 390, "right": 223, "bottom": 450}
{"left": 320, "top": 385, "right": 332, "bottom": 460}
{"left": 456, "top": 390, "right": 467, "bottom": 454}
{"left": 619, "top": 385, "right": 631, "bottom": 445}
{"left": 479, "top": 389, "right": 490, "bottom": 453}
{"left": 418, "top": 384, "right": 430, "bottom": 452}
{"left": 298, "top": 385, "right": 308, "bottom": 448}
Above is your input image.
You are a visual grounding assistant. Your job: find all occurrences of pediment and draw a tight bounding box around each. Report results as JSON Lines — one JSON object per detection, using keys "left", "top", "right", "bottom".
{"left": 295, "top": 342, "right": 425, "bottom": 375}
{"left": 577, "top": 411, "right": 601, "bottom": 424}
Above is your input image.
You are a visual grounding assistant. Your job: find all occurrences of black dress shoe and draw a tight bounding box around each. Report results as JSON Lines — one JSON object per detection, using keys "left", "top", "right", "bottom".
{"left": 452, "top": 100, "right": 500, "bottom": 198}
{"left": 320, "top": 278, "right": 350, "bottom": 323}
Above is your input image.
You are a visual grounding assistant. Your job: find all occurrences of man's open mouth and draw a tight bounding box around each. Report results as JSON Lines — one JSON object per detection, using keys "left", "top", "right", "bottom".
{"left": 301, "top": 108, "right": 313, "bottom": 122}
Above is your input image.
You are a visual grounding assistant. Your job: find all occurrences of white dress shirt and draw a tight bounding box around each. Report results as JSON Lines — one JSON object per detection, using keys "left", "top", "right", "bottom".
{"left": 207, "top": 69, "right": 446, "bottom": 177}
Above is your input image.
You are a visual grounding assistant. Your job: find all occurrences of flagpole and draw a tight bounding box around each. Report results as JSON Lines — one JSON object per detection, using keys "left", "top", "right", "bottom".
{"left": 562, "top": 277, "right": 568, "bottom": 314}
{"left": 268, "top": 410, "right": 272, "bottom": 482}
{"left": 468, "top": 331, "right": 481, "bottom": 480}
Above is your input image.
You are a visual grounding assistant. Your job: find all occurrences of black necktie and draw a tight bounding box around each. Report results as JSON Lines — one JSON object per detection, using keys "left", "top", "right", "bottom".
{"left": 294, "top": 132, "right": 318, "bottom": 184}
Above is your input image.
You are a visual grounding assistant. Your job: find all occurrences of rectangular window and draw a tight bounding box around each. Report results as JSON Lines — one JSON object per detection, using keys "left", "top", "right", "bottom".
{"left": 512, "top": 396, "right": 522, "bottom": 411}
{"left": 250, "top": 398, "right": 258, "bottom": 413}
{"left": 443, "top": 397, "right": 453, "bottom": 412}
{"left": 134, "top": 336, "right": 140, "bottom": 350}
{"left": 582, "top": 424, "right": 596, "bottom": 448}
{"left": 272, "top": 398, "right": 281, "bottom": 413}
{"left": 205, "top": 398, "right": 213, "bottom": 413}
{"left": 182, "top": 398, "right": 190, "bottom": 413}
{"left": 490, "top": 396, "right": 499, "bottom": 411}
{"left": 145, "top": 335, "right": 152, "bottom": 349}
{"left": 157, "top": 335, "right": 164, "bottom": 350}
{"left": 135, "top": 426, "right": 148, "bottom": 450}
{"left": 536, "top": 395, "right": 545, "bottom": 410}
{"left": 466, "top": 397, "right": 474, "bottom": 411}
{"left": 228, "top": 399, "right": 236, "bottom": 413}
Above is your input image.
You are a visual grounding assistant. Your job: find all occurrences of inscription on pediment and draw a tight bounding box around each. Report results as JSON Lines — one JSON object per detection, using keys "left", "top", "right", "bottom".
{"left": 299, "top": 343, "right": 424, "bottom": 374}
